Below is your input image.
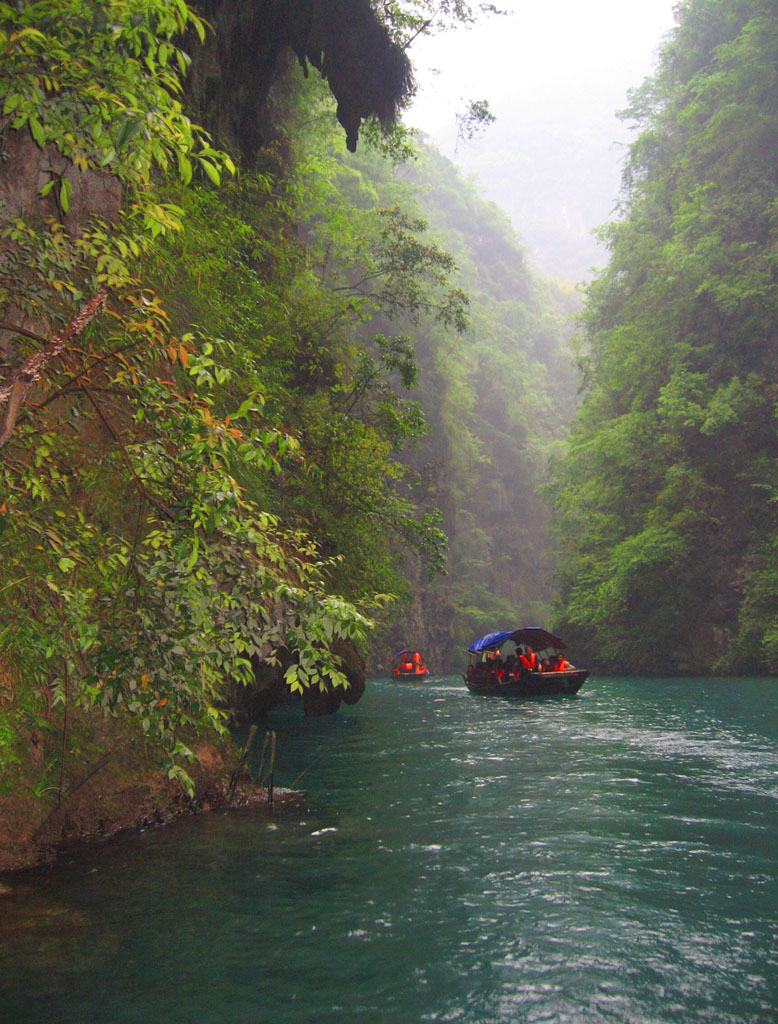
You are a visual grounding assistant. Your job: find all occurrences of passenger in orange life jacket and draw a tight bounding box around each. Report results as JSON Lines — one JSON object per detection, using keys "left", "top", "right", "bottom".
{"left": 517, "top": 646, "right": 538, "bottom": 672}
{"left": 551, "top": 653, "right": 573, "bottom": 672}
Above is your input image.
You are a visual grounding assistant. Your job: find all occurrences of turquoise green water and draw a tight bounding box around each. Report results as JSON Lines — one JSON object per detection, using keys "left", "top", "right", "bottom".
{"left": 2, "top": 676, "right": 778, "bottom": 1023}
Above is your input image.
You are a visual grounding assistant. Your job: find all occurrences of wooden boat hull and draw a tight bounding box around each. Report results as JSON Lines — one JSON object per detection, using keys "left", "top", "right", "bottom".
{"left": 393, "top": 668, "right": 429, "bottom": 678}
{"left": 464, "top": 669, "right": 588, "bottom": 697}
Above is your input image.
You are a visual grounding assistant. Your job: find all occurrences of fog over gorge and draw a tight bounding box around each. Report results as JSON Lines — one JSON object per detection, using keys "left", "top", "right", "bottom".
{"left": 406, "top": 0, "right": 679, "bottom": 284}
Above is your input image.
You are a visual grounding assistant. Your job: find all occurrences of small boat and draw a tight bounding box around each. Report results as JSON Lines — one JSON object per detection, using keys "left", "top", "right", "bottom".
{"left": 463, "top": 626, "right": 588, "bottom": 697}
{"left": 391, "top": 649, "right": 430, "bottom": 678}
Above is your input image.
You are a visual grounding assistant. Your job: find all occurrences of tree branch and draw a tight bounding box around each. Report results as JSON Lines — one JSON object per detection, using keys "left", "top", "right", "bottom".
{"left": 0, "top": 320, "right": 51, "bottom": 345}
{"left": 77, "top": 378, "right": 175, "bottom": 521}
{"left": 0, "top": 290, "right": 108, "bottom": 449}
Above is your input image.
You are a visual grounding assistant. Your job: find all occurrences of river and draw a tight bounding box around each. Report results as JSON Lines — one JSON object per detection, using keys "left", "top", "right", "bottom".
{"left": 1, "top": 675, "right": 777, "bottom": 1023}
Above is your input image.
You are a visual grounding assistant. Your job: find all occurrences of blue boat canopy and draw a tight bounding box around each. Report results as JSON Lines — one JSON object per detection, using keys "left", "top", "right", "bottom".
{"left": 393, "top": 648, "right": 423, "bottom": 660}
{"left": 467, "top": 627, "right": 566, "bottom": 654}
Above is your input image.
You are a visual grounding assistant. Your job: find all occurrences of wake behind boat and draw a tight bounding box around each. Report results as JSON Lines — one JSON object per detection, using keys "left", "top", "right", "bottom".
{"left": 463, "top": 626, "right": 588, "bottom": 697}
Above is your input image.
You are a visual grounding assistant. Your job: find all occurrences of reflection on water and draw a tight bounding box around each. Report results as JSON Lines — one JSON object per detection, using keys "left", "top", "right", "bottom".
{"left": 2, "top": 677, "right": 778, "bottom": 1023}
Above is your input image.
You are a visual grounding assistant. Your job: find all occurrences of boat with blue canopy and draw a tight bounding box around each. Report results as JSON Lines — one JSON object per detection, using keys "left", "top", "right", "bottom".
{"left": 463, "top": 626, "right": 587, "bottom": 697}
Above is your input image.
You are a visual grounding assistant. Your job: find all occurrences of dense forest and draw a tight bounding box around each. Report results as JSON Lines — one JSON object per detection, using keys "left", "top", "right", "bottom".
{"left": 0, "top": 0, "right": 573, "bottom": 863}
{"left": 2, "top": 0, "right": 778, "bottom": 867}
{"left": 341, "top": 143, "right": 579, "bottom": 669}
{"left": 549, "top": 0, "right": 778, "bottom": 676}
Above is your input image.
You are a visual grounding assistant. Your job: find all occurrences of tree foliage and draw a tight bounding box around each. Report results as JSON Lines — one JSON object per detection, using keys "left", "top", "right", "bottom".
{"left": 333, "top": 139, "right": 577, "bottom": 667}
{"left": 548, "top": 0, "right": 778, "bottom": 674}
{"left": 0, "top": 0, "right": 573, "bottom": 822}
{"left": 0, "top": 1, "right": 380, "bottom": 793}
{"left": 377, "top": 0, "right": 503, "bottom": 47}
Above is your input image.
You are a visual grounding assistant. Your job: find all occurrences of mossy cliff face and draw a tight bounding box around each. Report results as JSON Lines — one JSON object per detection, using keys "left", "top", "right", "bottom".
{"left": 0, "top": 697, "right": 232, "bottom": 875}
{"left": 187, "top": 0, "right": 413, "bottom": 154}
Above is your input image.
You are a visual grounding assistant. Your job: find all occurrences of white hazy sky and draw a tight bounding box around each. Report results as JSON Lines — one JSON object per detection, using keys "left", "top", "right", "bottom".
{"left": 406, "top": 0, "right": 679, "bottom": 140}
{"left": 402, "top": 0, "right": 681, "bottom": 280}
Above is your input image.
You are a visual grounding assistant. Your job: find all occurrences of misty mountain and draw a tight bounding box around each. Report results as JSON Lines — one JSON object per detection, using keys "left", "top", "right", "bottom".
{"left": 424, "top": 83, "right": 638, "bottom": 285}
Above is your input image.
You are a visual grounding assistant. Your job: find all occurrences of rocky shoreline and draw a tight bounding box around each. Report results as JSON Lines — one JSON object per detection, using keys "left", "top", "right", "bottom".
{"left": 0, "top": 740, "right": 304, "bottom": 882}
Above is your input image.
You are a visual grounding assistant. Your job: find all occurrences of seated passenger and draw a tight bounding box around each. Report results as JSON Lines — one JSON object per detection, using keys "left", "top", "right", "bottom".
{"left": 517, "top": 646, "right": 538, "bottom": 672}
{"left": 550, "top": 653, "right": 573, "bottom": 671}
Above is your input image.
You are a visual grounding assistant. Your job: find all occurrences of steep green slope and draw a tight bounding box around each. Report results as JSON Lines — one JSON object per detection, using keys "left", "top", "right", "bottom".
{"left": 150, "top": 68, "right": 580, "bottom": 673}
{"left": 0, "top": 0, "right": 578, "bottom": 865}
{"left": 402, "top": 149, "right": 580, "bottom": 668}
{"left": 549, "top": 0, "right": 778, "bottom": 675}
{"left": 320, "top": 136, "right": 579, "bottom": 669}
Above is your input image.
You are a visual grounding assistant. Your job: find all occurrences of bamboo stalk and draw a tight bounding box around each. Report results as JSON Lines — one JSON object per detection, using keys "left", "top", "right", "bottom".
{"left": 227, "top": 724, "right": 258, "bottom": 804}
{"left": 256, "top": 729, "right": 270, "bottom": 789}
{"left": 268, "top": 730, "right": 277, "bottom": 808}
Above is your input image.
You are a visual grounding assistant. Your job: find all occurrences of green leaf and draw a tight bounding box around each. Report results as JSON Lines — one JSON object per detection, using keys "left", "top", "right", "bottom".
{"left": 116, "top": 117, "right": 142, "bottom": 151}
{"left": 59, "top": 177, "right": 72, "bottom": 214}
{"left": 186, "top": 536, "right": 199, "bottom": 571}
{"left": 29, "top": 115, "right": 46, "bottom": 150}
{"left": 199, "top": 158, "right": 221, "bottom": 186}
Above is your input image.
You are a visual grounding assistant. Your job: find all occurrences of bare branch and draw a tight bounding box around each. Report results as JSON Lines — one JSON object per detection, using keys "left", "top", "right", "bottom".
{"left": 0, "top": 290, "right": 107, "bottom": 449}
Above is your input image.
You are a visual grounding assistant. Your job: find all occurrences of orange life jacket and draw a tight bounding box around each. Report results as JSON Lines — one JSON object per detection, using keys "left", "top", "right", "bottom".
{"left": 518, "top": 651, "right": 537, "bottom": 671}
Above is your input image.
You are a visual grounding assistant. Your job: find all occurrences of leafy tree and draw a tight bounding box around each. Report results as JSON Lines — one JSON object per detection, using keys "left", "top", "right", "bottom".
{"left": 377, "top": 0, "right": 503, "bottom": 47}
{"left": 0, "top": 1, "right": 373, "bottom": 795}
{"left": 150, "top": 73, "right": 466, "bottom": 601}
{"left": 548, "top": 0, "right": 778, "bottom": 674}
{"left": 339, "top": 140, "right": 577, "bottom": 667}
